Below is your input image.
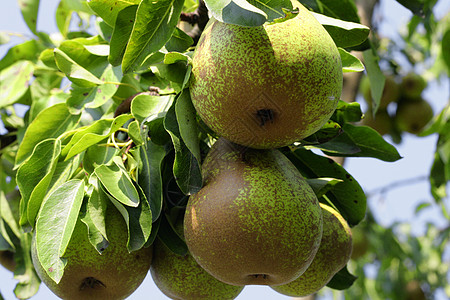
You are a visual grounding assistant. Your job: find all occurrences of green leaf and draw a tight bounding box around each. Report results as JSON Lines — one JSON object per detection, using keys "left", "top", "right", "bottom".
{"left": 138, "top": 140, "right": 166, "bottom": 222}
{"left": 339, "top": 48, "right": 364, "bottom": 73}
{"left": 327, "top": 266, "right": 357, "bottom": 290}
{"left": 165, "top": 27, "right": 194, "bottom": 53}
{"left": 307, "top": 177, "right": 343, "bottom": 198}
{"left": 95, "top": 158, "right": 140, "bottom": 207}
{"left": 430, "top": 152, "right": 448, "bottom": 202}
{"left": 0, "top": 61, "right": 34, "bottom": 109}
{"left": 38, "top": 48, "right": 59, "bottom": 69}
{"left": 131, "top": 94, "right": 174, "bottom": 124}
{"left": 18, "top": 0, "right": 40, "bottom": 34}
{"left": 54, "top": 48, "right": 105, "bottom": 87}
{"left": 46, "top": 155, "right": 81, "bottom": 197}
{"left": 122, "top": 0, "right": 185, "bottom": 73}
{"left": 0, "top": 40, "right": 40, "bottom": 71}
{"left": 0, "top": 194, "right": 21, "bottom": 238}
{"left": 164, "top": 100, "right": 202, "bottom": 195}
{"left": 13, "top": 234, "right": 41, "bottom": 299}
{"left": 312, "top": 12, "right": 369, "bottom": 48}
{"left": 204, "top": 0, "right": 267, "bottom": 26}
{"left": 395, "top": 0, "right": 426, "bottom": 16}
{"left": 333, "top": 100, "right": 363, "bottom": 124}
{"left": 106, "top": 185, "right": 152, "bottom": 252}
{"left": 442, "top": 29, "right": 450, "bottom": 73}
{"left": 247, "top": 0, "right": 293, "bottom": 22}
{"left": 82, "top": 144, "right": 118, "bottom": 175}
{"left": 16, "top": 139, "right": 62, "bottom": 228}
{"left": 15, "top": 103, "right": 80, "bottom": 166}
{"left": 363, "top": 49, "right": 385, "bottom": 113}
{"left": 157, "top": 212, "right": 188, "bottom": 256}
{"left": 128, "top": 120, "right": 144, "bottom": 146}
{"left": 108, "top": 5, "right": 138, "bottom": 66}
{"left": 61, "top": 114, "right": 132, "bottom": 160}
{"left": 66, "top": 65, "right": 122, "bottom": 112}
{"left": 34, "top": 179, "right": 85, "bottom": 283}
{"left": 151, "top": 61, "right": 189, "bottom": 93}
{"left": 80, "top": 176, "right": 109, "bottom": 253}
{"left": 175, "top": 89, "right": 201, "bottom": 162}
{"left": 88, "top": 0, "right": 141, "bottom": 27}
{"left": 321, "top": 123, "right": 402, "bottom": 162}
{"left": 283, "top": 148, "right": 366, "bottom": 226}
{"left": 302, "top": 120, "right": 342, "bottom": 145}
{"left": 55, "top": 0, "right": 93, "bottom": 36}
{"left": 305, "top": 0, "right": 360, "bottom": 23}
{"left": 164, "top": 52, "right": 191, "bottom": 65}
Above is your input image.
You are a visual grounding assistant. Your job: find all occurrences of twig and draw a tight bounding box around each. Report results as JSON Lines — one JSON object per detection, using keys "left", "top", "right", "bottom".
{"left": 366, "top": 175, "right": 429, "bottom": 196}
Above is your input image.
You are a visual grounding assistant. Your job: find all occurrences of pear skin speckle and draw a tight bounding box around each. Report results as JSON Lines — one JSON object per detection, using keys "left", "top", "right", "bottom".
{"left": 271, "top": 203, "right": 352, "bottom": 297}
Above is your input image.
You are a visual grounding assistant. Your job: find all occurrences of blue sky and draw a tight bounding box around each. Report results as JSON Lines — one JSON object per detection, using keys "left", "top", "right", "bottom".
{"left": 0, "top": 0, "right": 449, "bottom": 299}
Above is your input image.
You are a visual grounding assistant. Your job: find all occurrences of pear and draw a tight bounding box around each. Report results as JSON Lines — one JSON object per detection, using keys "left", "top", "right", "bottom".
{"left": 271, "top": 203, "right": 352, "bottom": 297}
{"left": 189, "top": 1, "right": 342, "bottom": 149}
{"left": 362, "top": 109, "right": 393, "bottom": 136}
{"left": 395, "top": 98, "right": 433, "bottom": 134}
{"left": 184, "top": 138, "right": 323, "bottom": 286}
{"left": 400, "top": 73, "right": 427, "bottom": 100}
{"left": 350, "top": 225, "right": 369, "bottom": 260}
{"left": 150, "top": 220, "right": 244, "bottom": 299}
{"left": 361, "top": 75, "right": 400, "bottom": 110}
{"left": 31, "top": 205, "right": 153, "bottom": 300}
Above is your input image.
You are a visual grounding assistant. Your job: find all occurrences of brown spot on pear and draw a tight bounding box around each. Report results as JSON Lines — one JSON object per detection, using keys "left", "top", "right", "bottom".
{"left": 189, "top": 1, "right": 342, "bottom": 148}
{"left": 31, "top": 205, "right": 153, "bottom": 300}
{"left": 184, "top": 138, "right": 323, "bottom": 286}
{"left": 150, "top": 220, "right": 244, "bottom": 299}
{"left": 271, "top": 203, "right": 352, "bottom": 297}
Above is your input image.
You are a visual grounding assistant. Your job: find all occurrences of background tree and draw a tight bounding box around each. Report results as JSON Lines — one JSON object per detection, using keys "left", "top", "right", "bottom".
{"left": 0, "top": 0, "right": 449, "bottom": 299}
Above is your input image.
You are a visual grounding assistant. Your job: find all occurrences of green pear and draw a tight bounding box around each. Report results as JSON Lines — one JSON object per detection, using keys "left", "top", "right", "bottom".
{"left": 400, "top": 73, "right": 427, "bottom": 100}
{"left": 350, "top": 225, "right": 369, "bottom": 260}
{"left": 395, "top": 98, "right": 433, "bottom": 134}
{"left": 32, "top": 205, "right": 153, "bottom": 300}
{"left": 271, "top": 203, "right": 352, "bottom": 297}
{"left": 362, "top": 109, "right": 393, "bottom": 136}
{"left": 150, "top": 220, "right": 244, "bottom": 299}
{"left": 184, "top": 138, "right": 323, "bottom": 286}
{"left": 361, "top": 75, "right": 400, "bottom": 109}
{"left": 189, "top": 1, "right": 342, "bottom": 149}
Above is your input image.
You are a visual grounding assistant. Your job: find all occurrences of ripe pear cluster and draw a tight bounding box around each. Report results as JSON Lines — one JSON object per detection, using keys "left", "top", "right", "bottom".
{"left": 360, "top": 72, "right": 433, "bottom": 137}
{"left": 150, "top": 1, "right": 354, "bottom": 299}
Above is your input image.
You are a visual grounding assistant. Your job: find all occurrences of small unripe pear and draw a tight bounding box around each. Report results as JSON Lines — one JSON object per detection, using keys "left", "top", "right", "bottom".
{"left": 190, "top": 1, "right": 342, "bottom": 148}
{"left": 350, "top": 226, "right": 369, "bottom": 260}
{"left": 271, "top": 204, "right": 352, "bottom": 297}
{"left": 395, "top": 98, "right": 433, "bottom": 134}
{"left": 400, "top": 73, "right": 427, "bottom": 100}
{"left": 360, "top": 75, "right": 400, "bottom": 109}
{"left": 362, "top": 109, "right": 393, "bottom": 136}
